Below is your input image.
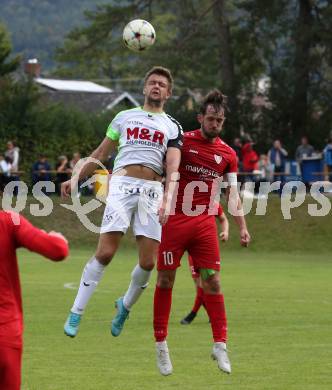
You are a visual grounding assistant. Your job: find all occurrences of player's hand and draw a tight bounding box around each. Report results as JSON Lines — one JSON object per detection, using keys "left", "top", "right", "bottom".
{"left": 220, "top": 231, "right": 229, "bottom": 242}
{"left": 240, "top": 228, "right": 250, "bottom": 247}
{"left": 158, "top": 203, "right": 169, "bottom": 225}
{"left": 158, "top": 196, "right": 171, "bottom": 225}
{"left": 48, "top": 231, "right": 68, "bottom": 243}
{"left": 61, "top": 179, "right": 73, "bottom": 198}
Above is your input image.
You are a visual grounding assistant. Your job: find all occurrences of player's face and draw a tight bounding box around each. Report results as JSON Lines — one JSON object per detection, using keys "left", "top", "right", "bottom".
{"left": 143, "top": 74, "right": 171, "bottom": 107}
{"left": 198, "top": 105, "right": 225, "bottom": 140}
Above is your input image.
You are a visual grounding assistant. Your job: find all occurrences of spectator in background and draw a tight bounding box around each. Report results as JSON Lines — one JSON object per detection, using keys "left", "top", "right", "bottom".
{"left": 55, "top": 155, "right": 71, "bottom": 195}
{"left": 296, "top": 137, "right": 314, "bottom": 190}
{"left": 31, "top": 155, "right": 52, "bottom": 186}
{"left": 4, "top": 141, "right": 20, "bottom": 172}
{"left": 0, "top": 155, "right": 12, "bottom": 192}
{"left": 296, "top": 136, "right": 314, "bottom": 168}
{"left": 257, "top": 154, "right": 273, "bottom": 182}
{"left": 232, "top": 137, "right": 242, "bottom": 163}
{"left": 70, "top": 152, "right": 81, "bottom": 170}
{"left": 268, "top": 140, "right": 288, "bottom": 183}
{"left": 323, "top": 138, "right": 332, "bottom": 181}
{"left": 241, "top": 141, "right": 259, "bottom": 182}
{"left": 69, "top": 152, "right": 86, "bottom": 195}
{"left": 0, "top": 155, "right": 12, "bottom": 176}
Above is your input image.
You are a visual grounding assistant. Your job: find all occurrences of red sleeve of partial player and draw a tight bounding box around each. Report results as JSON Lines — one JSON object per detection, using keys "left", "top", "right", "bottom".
{"left": 13, "top": 214, "right": 69, "bottom": 261}
{"left": 217, "top": 204, "right": 223, "bottom": 217}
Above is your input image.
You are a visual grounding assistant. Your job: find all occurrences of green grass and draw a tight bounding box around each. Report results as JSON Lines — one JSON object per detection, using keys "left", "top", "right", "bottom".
{"left": 20, "top": 248, "right": 332, "bottom": 390}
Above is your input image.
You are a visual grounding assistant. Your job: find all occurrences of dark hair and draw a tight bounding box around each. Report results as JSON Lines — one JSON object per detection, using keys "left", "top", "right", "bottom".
{"left": 199, "top": 89, "right": 228, "bottom": 115}
{"left": 144, "top": 66, "right": 173, "bottom": 90}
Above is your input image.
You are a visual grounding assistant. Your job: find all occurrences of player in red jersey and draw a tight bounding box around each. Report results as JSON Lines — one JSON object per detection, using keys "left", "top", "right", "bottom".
{"left": 181, "top": 203, "right": 229, "bottom": 325}
{"left": 153, "top": 90, "right": 250, "bottom": 376}
{"left": 0, "top": 211, "right": 69, "bottom": 390}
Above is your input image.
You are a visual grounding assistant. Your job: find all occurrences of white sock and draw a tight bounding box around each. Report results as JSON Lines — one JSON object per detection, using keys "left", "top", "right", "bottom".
{"left": 123, "top": 264, "right": 151, "bottom": 310}
{"left": 71, "top": 257, "right": 105, "bottom": 314}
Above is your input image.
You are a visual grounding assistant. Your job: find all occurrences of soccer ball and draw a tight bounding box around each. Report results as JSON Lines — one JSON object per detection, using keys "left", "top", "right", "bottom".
{"left": 123, "top": 19, "right": 156, "bottom": 52}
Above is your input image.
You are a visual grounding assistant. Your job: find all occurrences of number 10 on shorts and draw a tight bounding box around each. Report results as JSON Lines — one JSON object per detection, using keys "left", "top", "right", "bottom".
{"left": 162, "top": 251, "right": 174, "bottom": 265}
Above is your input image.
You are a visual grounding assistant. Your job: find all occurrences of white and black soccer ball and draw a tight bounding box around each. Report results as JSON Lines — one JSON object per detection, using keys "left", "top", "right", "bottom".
{"left": 123, "top": 19, "right": 156, "bottom": 52}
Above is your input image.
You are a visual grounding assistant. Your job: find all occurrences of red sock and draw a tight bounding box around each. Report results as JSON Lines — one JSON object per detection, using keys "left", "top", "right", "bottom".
{"left": 203, "top": 293, "right": 227, "bottom": 343}
{"left": 154, "top": 286, "right": 172, "bottom": 342}
{"left": 192, "top": 286, "right": 204, "bottom": 313}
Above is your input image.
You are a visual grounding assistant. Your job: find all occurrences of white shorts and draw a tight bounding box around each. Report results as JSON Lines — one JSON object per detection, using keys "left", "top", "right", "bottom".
{"left": 100, "top": 176, "right": 163, "bottom": 241}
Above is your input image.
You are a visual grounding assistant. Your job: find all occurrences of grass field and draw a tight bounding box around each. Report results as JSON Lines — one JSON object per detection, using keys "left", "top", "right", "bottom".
{"left": 19, "top": 247, "right": 332, "bottom": 390}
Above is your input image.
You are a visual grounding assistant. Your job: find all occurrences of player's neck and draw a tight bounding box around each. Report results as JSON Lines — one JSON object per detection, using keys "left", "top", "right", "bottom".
{"left": 142, "top": 103, "right": 164, "bottom": 114}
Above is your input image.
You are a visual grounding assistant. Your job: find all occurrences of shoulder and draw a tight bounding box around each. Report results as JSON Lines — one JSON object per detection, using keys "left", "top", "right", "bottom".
{"left": 183, "top": 129, "right": 200, "bottom": 140}
{"left": 166, "top": 114, "right": 183, "bottom": 131}
{"left": 165, "top": 114, "right": 183, "bottom": 141}
{"left": 218, "top": 139, "right": 237, "bottom": 156}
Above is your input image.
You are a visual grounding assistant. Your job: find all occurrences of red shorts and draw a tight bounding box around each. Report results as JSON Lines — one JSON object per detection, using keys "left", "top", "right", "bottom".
{"left": 158, "top": 213, "right": 220, "bottom": 272}
{"left": 0, "top": 345, "right": 22, "bottom": 390}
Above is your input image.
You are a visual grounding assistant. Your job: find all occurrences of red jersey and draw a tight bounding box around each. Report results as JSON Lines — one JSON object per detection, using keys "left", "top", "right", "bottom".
{"left": 0, "top": 211, "right": 69, "bottom": 348}
{"left": 241, "top": 142, "right": 259, "bottom": 172}
{"left": 175, "top": 129, "right": 237, "bottom": 214}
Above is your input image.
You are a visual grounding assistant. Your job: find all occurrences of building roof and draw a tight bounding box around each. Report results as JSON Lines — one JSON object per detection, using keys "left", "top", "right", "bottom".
{"left": 35, "top": 78, "right": 112, "bottom": 93}
{"left": 34, "top": 77, "right": 141, "bottom": 113}
{"left": 105, "top": 92, "right": 140, "bottom": 110}
{"left": 39, "top": 90, "right": 140, "bottom": 113}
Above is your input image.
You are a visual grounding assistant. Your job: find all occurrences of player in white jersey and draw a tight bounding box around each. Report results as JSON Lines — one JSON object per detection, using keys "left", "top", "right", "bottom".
{"left": 62, "top": 66, "right": 183, "bottom": 338}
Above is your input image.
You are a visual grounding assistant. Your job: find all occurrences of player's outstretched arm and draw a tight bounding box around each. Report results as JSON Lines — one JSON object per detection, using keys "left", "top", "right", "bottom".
{"left": 61, "top": 137, "right": 118, "bottom": 198}
{"left": 11, "top": 213, "right": 69, "bottom": 261}
{"left": 159, "top": 147, "right": 181, "bottom": 225}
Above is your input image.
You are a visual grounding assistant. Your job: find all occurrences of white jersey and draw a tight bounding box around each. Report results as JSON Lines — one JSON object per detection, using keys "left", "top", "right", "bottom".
{"left": 106, "top": 107, "right": 183, "bottom": 175}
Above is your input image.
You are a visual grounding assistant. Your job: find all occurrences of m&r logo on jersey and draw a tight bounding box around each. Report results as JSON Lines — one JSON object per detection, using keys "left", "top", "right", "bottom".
{"left": 126, "top": 127, "right": 165, "bottom": 145}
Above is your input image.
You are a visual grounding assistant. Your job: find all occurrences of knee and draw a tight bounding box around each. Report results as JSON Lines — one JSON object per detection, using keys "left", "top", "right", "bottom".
{"left": 140, "top": 260, "right": 155, "bottom": 271}
{"left": 157, "top": 273, "right": 175, "bottom": 289}
{"left": 95, "top": 250, "right": 114, "bottom": 265}
{"left": 203, "top": 278, "right": 221, "bottom": 294}
{"left": 158, "top": 278, "right": 174, "bottom": 289}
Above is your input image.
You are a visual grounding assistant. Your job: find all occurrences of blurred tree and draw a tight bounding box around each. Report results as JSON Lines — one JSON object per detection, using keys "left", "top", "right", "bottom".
{"left": 0, "top": 23, "right": 20, "bottom": 76}
{"left": 0, "top": 0, "right": 102, "bottom": 69}
{"left": 236, "top": 0, "right": 332, "bottom": 153}
{"left": 291, "top": 0, "right": 313, "bottom": 142}
{"left": 213, "top": 0, "right": 237, "bottom": 111}
{"left": 54, "top": 0, "right": 266, "bottom": 141}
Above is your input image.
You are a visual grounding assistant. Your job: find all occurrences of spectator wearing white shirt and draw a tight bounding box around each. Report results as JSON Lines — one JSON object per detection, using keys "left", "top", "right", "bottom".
{"left": 4, "top": 141, "right": 20, "bottom": 172}
{"left": 0, "top": 155, "right": 12, "bottom": 191}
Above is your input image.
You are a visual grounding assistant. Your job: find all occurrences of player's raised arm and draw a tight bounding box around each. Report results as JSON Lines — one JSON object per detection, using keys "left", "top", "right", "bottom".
{"left": 61, "top": 137, "right": 118, "bottom": 198}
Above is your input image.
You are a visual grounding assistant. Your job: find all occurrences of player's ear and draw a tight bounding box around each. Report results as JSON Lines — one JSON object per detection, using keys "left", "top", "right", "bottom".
{"left": 166, "top": 88, "right": 172, "bottom": 100}
{"left": 197, "top": 114, "right": 203, "bottom": 124}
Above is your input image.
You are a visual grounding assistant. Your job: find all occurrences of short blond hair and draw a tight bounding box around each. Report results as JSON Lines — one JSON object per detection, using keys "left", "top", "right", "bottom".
{"left": 144, "top": 66, "right": 173, "bottom": 91}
